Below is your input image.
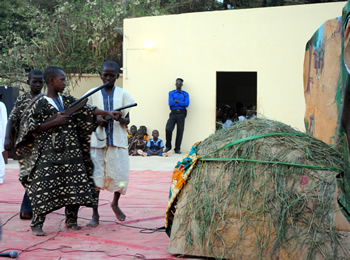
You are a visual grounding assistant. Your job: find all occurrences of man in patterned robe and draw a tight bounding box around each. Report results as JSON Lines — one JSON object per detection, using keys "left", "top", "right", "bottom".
{"left": 5, "top": 69, "right": 44, "bottom": 219}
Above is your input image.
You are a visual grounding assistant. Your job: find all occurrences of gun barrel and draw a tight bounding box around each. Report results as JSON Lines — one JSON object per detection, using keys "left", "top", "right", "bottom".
{"left": 69, "top": 82, "right": 110, "bottom": 108}
{"left": 113, "top": 103, "right": 137, "bottom": 112}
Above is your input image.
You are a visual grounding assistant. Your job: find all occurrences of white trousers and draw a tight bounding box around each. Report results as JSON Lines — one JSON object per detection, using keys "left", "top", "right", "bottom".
{"left": 90, "top": 146, "right": 129, "bottom": 194}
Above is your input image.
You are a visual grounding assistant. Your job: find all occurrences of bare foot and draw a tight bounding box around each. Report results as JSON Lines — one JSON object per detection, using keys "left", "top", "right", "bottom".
{"left": 31, "top": 226, "right": 46, "bottom": 236}
{"left": 86, "top": 217, "right": 99, "bottom": 227}
{"left": 66, "top": 223, "right": 82, "bottom": 230}
{"left": 111, "top": 204, "right": 126, "bottom": 221}
{"left": 137, "top": 149, "right": 147, "bottom": 157}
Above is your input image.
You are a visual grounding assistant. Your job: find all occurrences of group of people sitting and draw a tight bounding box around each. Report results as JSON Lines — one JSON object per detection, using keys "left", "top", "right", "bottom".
{"left": 127, "top": 125, "right": 171, "bottom": 157}
{"left": 216, "top": 103, "right": 256, "bottom": 130}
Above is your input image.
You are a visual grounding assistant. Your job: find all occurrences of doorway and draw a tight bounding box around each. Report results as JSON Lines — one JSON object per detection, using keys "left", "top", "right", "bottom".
{"left": 216, "top": 72, "right": 257, "bottom": 129}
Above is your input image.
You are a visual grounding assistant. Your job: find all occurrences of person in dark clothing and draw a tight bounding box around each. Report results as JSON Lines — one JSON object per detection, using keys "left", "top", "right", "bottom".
{"left": 130, "top": 130, "right": 147, "bottom": 156}
{"left": 165, "top": 78, "right": 189, "bottom": 154}
{"left": 5, "top": 69, "right": 44, "bottom": 220}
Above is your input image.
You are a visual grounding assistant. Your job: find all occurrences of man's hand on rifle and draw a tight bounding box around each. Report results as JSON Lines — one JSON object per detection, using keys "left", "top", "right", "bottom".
{"left": 103, "top": 111, "right": 122, "bottom": 121}
{"left": 33, "top": 113, "right": 70, "bottom": 133}
{"left": 55, "top": 113, "right": 70, "bottom": 126}
{"left": 96, "top": 111, "right": 122, "bottom": 127}
{"left": 96, "top": 115, "right": 108, "bottom": 127}
{"left": 112, "top": 111, "right": 122, "bottom": 121}
{"left": 113, "top": 111, "right": 129, "bottom": 126}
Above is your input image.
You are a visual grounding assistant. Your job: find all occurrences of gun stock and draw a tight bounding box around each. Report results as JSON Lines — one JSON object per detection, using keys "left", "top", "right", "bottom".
{"left": 63, "top": 98, "right": 88, "bottom": 116}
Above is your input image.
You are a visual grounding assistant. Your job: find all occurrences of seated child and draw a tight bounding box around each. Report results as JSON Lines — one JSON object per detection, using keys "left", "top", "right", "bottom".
{"left": 130, "top": 130, "right": 147, "bottom": 156}
{"left": 128, "top": 125, "right": 137, "bottom": 139}
{"left": 139, "top": 125, "right": 150, "bottom": 141}
{"left": 138, "top": 130, "right": 170, "bottom": 157}
{"left": 222, "top": 117, "right": 233, "bottom": 129}
{"left": 128, "top": 125, "right": 137, "bottom": 155}
{"left": 222, "top": 112, "right": 234, "bottom": 129}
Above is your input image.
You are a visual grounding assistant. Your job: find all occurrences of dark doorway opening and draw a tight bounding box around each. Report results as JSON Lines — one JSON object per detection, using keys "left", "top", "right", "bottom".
{"left": 216, "top": 72, "right": 257, "bottom": 129}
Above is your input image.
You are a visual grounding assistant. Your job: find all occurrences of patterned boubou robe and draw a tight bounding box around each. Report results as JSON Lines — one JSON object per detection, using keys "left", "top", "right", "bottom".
{"left": 16, "top": 95, "right": 98, "bottom": 216}
{"left": 10, "top": 92, "right": 42, "bottom": 177}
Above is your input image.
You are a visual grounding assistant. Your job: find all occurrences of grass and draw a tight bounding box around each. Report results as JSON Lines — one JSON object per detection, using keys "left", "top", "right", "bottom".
{"left": 172, "top": 118, "right": 348, "bottom": 259}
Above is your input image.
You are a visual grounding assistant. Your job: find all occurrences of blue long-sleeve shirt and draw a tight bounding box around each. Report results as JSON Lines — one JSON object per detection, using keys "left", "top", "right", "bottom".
{"left": 168, "top": 90, "right": 189, "bottom": 110}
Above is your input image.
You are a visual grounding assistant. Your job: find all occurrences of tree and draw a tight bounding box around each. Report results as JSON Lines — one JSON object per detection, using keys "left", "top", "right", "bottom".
{"left": 0, "top": 0, "right": 344, "bottom": 87}
{"left": 0, "top": 0, "right": 166, "bottom": 86}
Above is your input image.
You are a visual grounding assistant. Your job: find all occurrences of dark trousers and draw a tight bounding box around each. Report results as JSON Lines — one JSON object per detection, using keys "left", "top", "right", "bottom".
{"left": 20, "top": 192, "right": 33, "bottom": 218}
{"left": 31, "top": 204, "right": 80, "bottom": 228}
{"left": 165, "top": 110, "right": 186, "bottom": 152}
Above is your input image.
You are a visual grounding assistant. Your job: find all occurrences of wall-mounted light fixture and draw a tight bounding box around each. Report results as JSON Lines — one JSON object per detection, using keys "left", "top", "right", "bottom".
{"left": 143, "top": 40, "right": 154, "bottom": 50}
{"left": 123, "top": 40, "right": 154, "bottom": 79}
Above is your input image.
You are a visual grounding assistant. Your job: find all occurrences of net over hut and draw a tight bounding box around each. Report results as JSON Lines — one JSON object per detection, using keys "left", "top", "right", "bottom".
{"left": 165, "top": 118, "right": 350, "bottom": 259}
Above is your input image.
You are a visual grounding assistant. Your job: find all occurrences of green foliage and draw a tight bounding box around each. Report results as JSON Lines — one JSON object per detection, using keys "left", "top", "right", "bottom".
{"left": 33, "top": 1, "right": 123, "bottom": 74}
{"left": 0, "top": 0, "right": 344, "bottom": 87}
{"left": 0, "top": 0, "right": 171, "bottom": 87}
{"left": 227, "top": 0, "right": 343, "bottom": 9}
{"left": 159, "top": 0, "right": 223, "bottom": 13}
{"left": 0, "top": 0, "right": 123, "bottom": 86}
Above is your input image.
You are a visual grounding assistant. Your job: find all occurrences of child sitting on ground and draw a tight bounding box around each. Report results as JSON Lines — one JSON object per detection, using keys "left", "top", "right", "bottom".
{"left": 130, "top": 130, "right": 147, "bottom": 156}
{"left": 139, "top": 125, "right": 150, "bottom": 141}
{"left": 128, "top": 125, "right": 137, "bottom": 139}
{"left": 222, "top": 112, "right": 234, "bottom": 129}
{"left": 138, "top": 129, "right": 170, "bottom": 157}
{"left": 128, "top": 125, "right": 137, "bottom": 155}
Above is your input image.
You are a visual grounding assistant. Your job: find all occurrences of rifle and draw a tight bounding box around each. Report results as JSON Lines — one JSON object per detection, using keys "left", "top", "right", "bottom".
{"left": 95, "top": 103, "right": 137, "bottom": 141}
{"left": 103, "top": 103, "right": 137, "bottom": 121}
{"left": 114, "top": 103, "right": 137, "bottom": 112}
{"left": 45, "top": 82, "right": 110, "bottom": 123}
{"left": 64, "top": 81, "right": 111, "bottom": 115}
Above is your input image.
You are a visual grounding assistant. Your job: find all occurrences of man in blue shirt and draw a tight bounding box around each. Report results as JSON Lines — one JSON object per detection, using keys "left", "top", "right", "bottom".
{"left": 165, "top": 78, "right": 190, "bottom": 154}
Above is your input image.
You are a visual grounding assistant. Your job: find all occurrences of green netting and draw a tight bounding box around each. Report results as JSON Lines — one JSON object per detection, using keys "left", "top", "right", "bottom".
{"left": 170, "top": 118, "right": 349, "bottom": 259}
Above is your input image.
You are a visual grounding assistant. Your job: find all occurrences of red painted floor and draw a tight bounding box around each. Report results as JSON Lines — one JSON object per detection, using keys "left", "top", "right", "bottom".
{"left": 0, "top": 168, "right": 191, "bottom": 260}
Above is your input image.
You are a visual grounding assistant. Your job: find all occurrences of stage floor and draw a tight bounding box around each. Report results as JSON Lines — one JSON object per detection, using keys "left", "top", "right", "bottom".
{"left": 0, "top": 155, "right": 201, "bottom": 260}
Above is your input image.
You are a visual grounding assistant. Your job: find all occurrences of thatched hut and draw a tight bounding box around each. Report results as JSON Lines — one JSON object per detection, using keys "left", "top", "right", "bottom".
{"left": 166, "top": 118, "right": 350, "bottom": 259}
